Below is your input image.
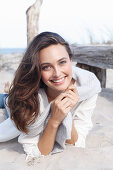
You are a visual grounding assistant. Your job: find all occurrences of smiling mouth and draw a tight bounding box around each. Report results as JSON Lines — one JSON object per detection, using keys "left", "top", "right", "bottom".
{"left": 51, "top": 77, "right": 66, "bottom": 84}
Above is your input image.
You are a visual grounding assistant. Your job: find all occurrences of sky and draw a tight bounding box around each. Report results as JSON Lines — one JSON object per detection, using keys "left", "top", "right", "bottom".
{"left": 0, "top": 0, "right": 113, "bottom": 48}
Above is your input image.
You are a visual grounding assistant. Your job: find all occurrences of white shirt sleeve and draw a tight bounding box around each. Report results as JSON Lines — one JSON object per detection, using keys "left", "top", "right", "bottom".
{"left": 18, "top": 131, "right": 44, "bottom": 159}
{"left": 73, "top": 94, "right": 98, "bottom": 148}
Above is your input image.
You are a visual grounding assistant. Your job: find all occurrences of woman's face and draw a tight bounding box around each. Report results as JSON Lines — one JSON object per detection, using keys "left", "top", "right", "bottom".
{"left": 39, "top": 44, "right": 72, "bottom": 93}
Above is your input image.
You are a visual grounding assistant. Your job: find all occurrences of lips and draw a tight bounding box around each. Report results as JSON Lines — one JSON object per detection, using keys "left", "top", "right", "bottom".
{"left": 50, "top": 77, "right": 66, "bottom": 84}
{"left": 51, "top": 77, "right": 65, "bottom": 83}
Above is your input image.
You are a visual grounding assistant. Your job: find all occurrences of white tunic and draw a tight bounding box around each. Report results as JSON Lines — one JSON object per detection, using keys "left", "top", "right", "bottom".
{"left": 18, "top": 93, "right": 98, "bottom": 159}
{"left": 0, "top": 66, "right": 101, "bottom": 159}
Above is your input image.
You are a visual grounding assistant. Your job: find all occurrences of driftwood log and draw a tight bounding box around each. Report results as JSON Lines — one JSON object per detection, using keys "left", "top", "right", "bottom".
{"left": 26, "top": 0, "right": 43, "bottom": 45}
{"left": 70, "top": 45, "right": 113, "bottom": 88}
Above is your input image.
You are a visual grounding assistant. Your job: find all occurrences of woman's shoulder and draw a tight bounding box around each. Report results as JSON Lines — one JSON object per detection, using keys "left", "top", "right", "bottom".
{"left": 72, "top": 66, "right": 101, "bottom": 101}
{"left": 72, "top": 66, "right": 96, "bottom": 79}
{"left": 72, "top": 66, "right": 101, "bottom": 86}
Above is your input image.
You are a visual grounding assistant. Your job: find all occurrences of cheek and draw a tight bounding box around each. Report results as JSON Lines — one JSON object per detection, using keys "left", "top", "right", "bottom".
{"left": 41, "top": 71, "right": 50, "bottom": 83}
{"left": 64, "top": 63, "right": 72, "bottom": 76}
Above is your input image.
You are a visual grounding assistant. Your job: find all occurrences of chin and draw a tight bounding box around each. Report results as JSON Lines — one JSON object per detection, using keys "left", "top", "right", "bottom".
{"left": 54, "top": 84, "right": 69, "bottom": 92}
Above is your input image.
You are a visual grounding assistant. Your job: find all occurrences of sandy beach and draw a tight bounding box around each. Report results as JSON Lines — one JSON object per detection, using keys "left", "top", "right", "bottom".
{"left": 0, "top": 53, "right": 113, "bottom": 170}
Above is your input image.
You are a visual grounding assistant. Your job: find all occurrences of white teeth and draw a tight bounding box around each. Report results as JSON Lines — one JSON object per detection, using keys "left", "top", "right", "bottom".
{"left": 52, "top": 77, "right": 65, "bottom": 83}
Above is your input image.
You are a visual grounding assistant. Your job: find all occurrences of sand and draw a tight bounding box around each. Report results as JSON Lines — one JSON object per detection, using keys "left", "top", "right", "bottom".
{"left": 0, "top": 53, "right": 113, "bottom": 170}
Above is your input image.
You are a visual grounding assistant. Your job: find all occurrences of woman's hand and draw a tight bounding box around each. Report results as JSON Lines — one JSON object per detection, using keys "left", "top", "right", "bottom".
{"left": 50, "top": 85, "right": 79, "bottom": 127}
{"left": 50, "top": 92, "right": 72, "bottom": 127}
{"left": 38, "top": 84, "right": 79, "bottom": 155}
{"left": 65, "top": 84, "right": 79, "bottom": 108}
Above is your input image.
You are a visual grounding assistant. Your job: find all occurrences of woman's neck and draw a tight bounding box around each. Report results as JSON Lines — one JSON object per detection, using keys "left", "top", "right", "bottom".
{"left": 45, "top": 88, "right": 61, "bottom": 102}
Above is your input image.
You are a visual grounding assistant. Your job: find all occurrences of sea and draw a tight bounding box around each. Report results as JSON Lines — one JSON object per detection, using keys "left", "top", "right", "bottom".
{"left": 0, "top": 48, "right": 26, "bottom": 55}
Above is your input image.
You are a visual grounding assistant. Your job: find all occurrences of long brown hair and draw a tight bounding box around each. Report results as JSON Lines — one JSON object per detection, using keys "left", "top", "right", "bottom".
{"left": 8, "top": 32, "right": 72, "bottom": 133}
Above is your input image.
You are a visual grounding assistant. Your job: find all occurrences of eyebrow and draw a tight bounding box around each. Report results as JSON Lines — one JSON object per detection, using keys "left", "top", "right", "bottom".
{"left": 40, "top": 57, "right": 68, "bottom": 66}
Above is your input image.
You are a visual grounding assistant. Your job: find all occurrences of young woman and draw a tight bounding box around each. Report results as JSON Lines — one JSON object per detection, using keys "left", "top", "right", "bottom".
{"left": 0, "top": 32, "right": 101, "bottom": 159}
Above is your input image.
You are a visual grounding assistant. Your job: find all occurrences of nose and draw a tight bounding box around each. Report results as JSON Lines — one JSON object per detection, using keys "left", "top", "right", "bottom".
{"left": 53, "top": 66, "right": 61, "bottom": 77}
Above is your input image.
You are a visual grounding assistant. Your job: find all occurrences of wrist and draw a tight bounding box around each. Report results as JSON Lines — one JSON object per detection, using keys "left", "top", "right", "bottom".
{"left": 48, "top": 117, "right": 60, "bottom": 129}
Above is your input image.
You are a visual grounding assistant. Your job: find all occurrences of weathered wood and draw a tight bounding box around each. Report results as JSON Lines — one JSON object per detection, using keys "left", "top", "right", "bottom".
{"left": 26, "top": 0, "right": 43, "bottom": 45}
{"left": 71, "top": 45, "right": 113, "bottom": 69}
{"left": 76, "top": 63, "right": 106, "bottom": 88}
{"left": 71, "top": 45, "right": 113, "bottom": 88}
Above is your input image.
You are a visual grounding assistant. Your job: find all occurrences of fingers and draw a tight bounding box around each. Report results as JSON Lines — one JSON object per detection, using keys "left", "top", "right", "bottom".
{"left": 66, "top": 86, "right": 79, "bottom": 100}
{"left": 53, "top": 85, "right": 79, "bottom": 109}
{"left": 59, "top": 97, "right": 72, "bottom": 109}
{"left": 55, "top": 92, "right": 66, "bottom": 101}
{"left": 53, "top": 92, "right": 68, "bottom": 103}
{"left": 50, "top": 85, "right": 79, "bottom": 125}
{"left": 53, "top": 96, "right": 72, "bottom": 111}
{"left": 66, "top": 90, "right": 75, "bottom": 99}
{"left": 66, "top": 84, "right": 78, "bottom": 94}
{"left": 65, "top": 85, "right": 79, "bottom": 107}
{"left": 51, "top": 84, "right": 79, "bottom": 120}
{"left": 51, "top": 96, "right": 72, "bottom": 125}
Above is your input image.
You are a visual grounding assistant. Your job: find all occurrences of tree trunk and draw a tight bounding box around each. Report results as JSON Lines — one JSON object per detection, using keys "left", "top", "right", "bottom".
{"left": 26, "top": 0, "right": 43, "bottom": 45}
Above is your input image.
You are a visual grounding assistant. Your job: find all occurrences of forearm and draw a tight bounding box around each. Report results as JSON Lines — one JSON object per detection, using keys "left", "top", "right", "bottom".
{"left": 38, "top": 118, "right": 59, "bottom": 155}
{"left": 66, "top": 121, "right": 78, "bottom": 145}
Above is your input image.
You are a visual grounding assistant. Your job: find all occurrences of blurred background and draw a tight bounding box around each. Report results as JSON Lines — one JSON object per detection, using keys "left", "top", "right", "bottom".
{"left": 0, "top": 0, "right": 113, "bottom": 54}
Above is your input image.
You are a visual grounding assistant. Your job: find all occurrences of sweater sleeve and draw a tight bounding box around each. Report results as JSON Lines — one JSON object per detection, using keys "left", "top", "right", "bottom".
{"left": 18, "top": 132, "right": 43, "bottom": 160}
{"left": 73, "top": 94, "right": 98, "bottom": 148}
